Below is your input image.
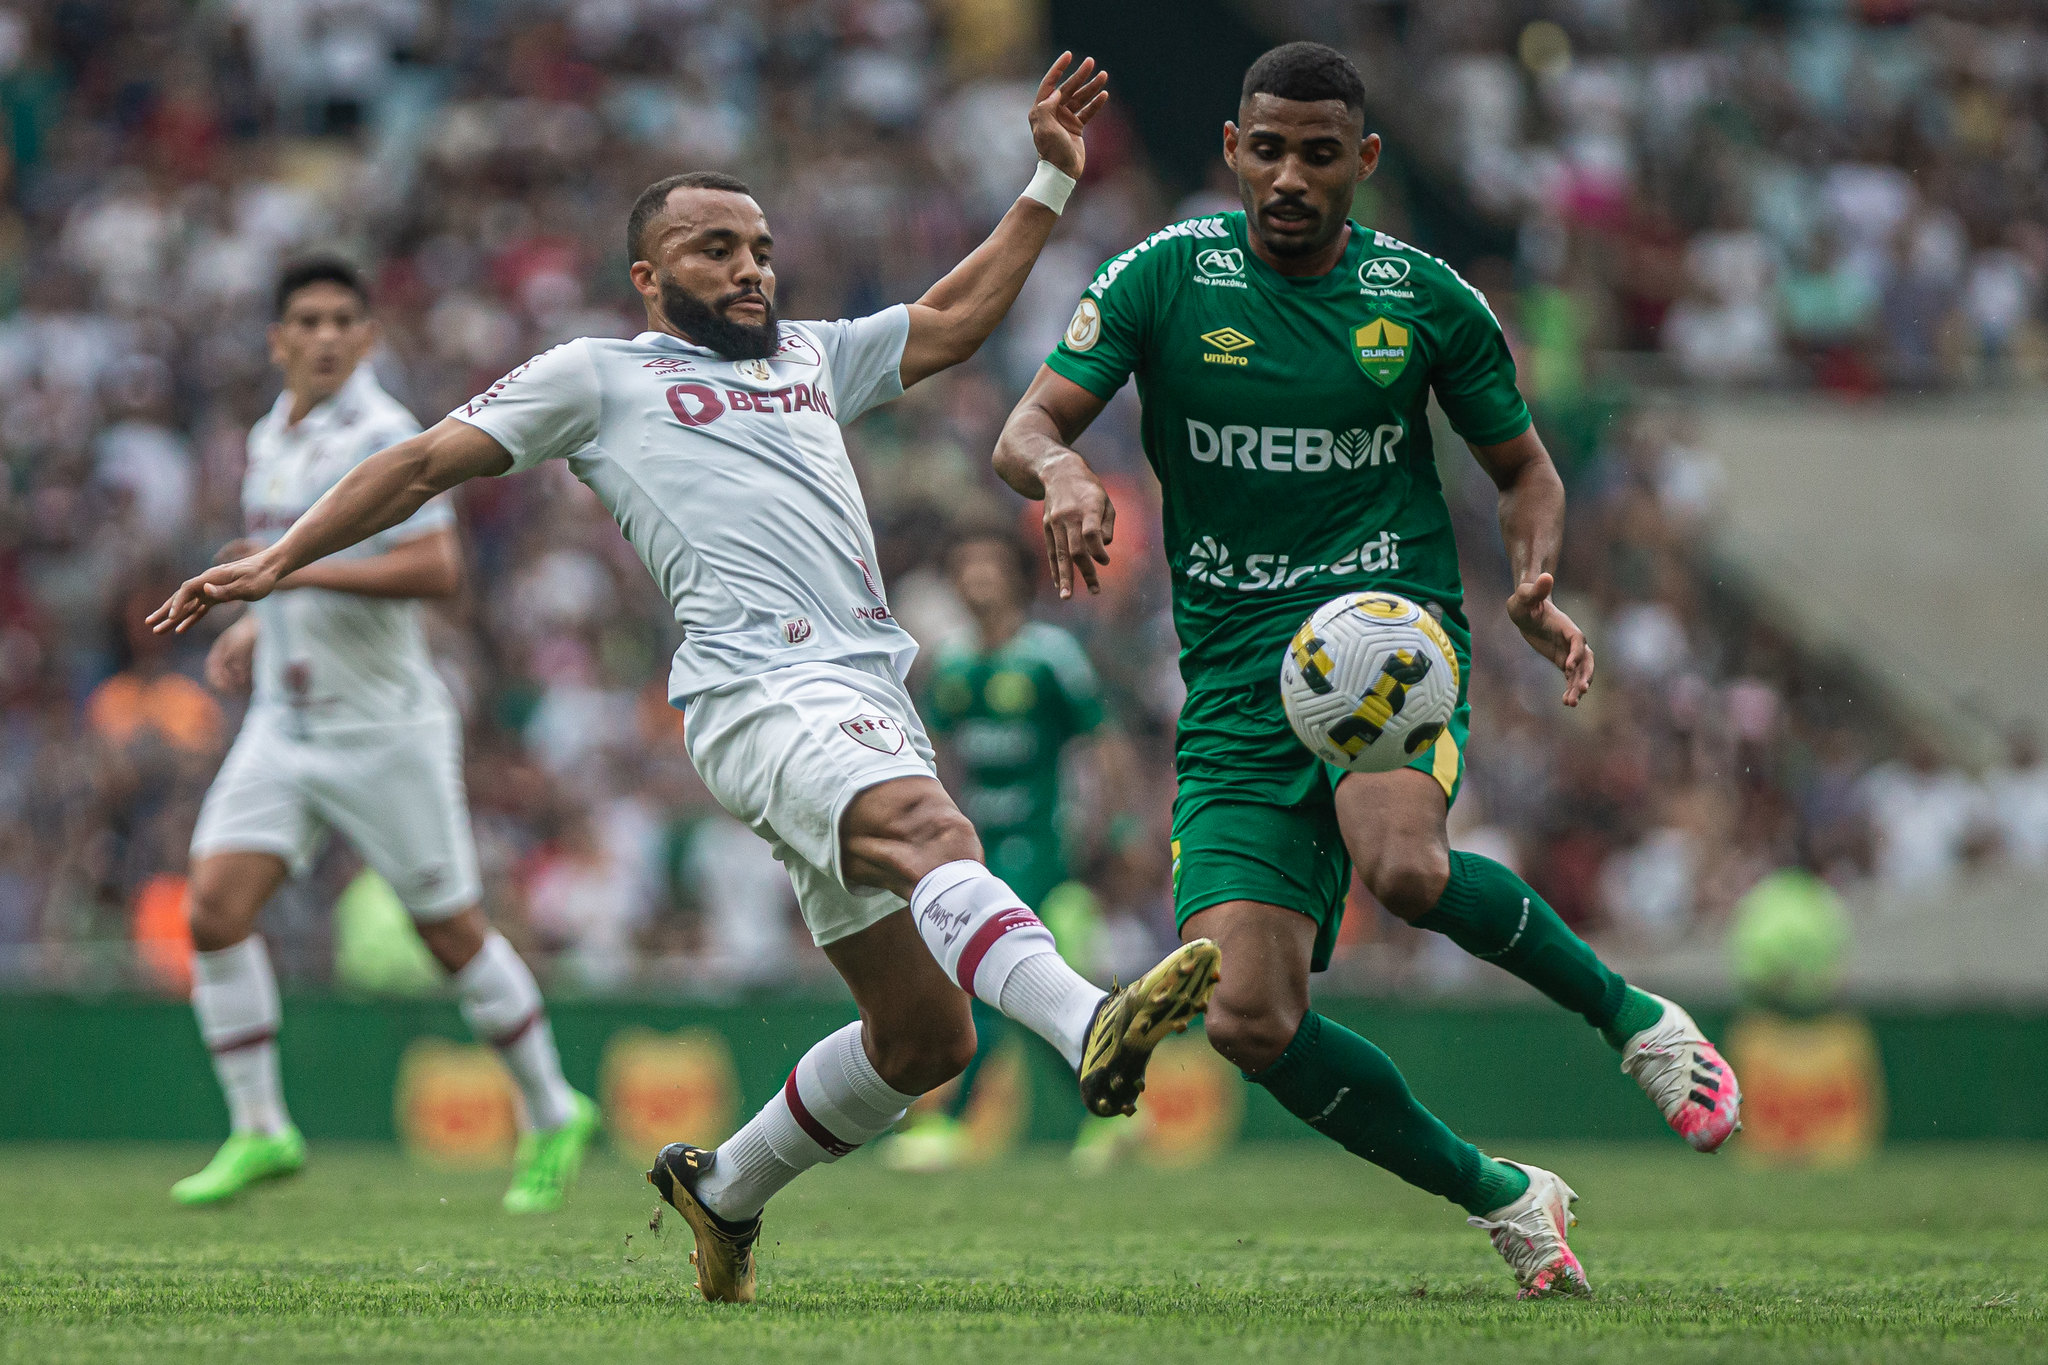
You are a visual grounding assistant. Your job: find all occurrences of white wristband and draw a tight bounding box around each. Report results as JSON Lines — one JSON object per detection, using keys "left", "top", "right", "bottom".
{"left": 1022, "top": 159, "right": 1077, "bottom": 215}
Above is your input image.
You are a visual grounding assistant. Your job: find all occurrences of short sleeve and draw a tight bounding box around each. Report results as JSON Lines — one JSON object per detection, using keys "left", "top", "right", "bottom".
{"left": 802, "top": 306, "right": 909, "bottom": 426}
{"left": 1429, "top": 274, "right": 1532, "bottom": 448}
{"left": 1043, "top": 251, "right": 1152, "bottom": 401}
{"left": 451, "top": 340, "right": 602, "bottom": 473}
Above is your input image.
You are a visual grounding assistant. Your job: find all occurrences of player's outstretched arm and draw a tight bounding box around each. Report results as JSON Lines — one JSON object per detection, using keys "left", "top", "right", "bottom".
{"left": 150, "top": 418, "right": 511, "bottom": 634}
{"left": 993, "top": 365, "right": 1113, "bottom": 599}
{"left": 1468, "top": 426, "right": 1595, "bottom": 707}
{"left": 898, "top": 53, "right": 1108, "bottom": 388}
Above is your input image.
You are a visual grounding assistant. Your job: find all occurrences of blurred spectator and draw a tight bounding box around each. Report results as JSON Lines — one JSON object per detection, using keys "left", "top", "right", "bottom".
{"left": 1987, "top": 727, "right": 2048, "bottom": 871}
{"left": 1859, "top": 738, "right": 1987, "bottom": 895}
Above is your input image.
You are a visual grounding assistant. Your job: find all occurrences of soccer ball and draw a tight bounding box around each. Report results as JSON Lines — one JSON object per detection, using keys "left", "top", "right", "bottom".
{"left": 1279, "top": 592, "right": 1460, "bottom": 774}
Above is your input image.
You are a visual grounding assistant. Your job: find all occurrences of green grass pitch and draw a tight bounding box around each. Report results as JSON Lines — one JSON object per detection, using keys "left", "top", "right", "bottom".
{"left": 2, "top": 1142, "right": 2043, "bottom": 1363}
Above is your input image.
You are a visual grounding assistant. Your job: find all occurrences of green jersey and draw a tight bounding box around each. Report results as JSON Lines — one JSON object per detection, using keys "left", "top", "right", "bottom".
{"left": 1045, "top": 211, "right": 1530, "bottom": 688}
{"left": 922, "top": 621, "right": 1105, "bottom": 906}
{"left": 1045, "top": 213, "right": 1531, "bottom": 963}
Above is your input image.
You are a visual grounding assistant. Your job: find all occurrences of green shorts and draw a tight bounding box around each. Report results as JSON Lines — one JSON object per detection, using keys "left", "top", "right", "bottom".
{"left": 1169, "top": 654, "right": 1469, "bottom": 973}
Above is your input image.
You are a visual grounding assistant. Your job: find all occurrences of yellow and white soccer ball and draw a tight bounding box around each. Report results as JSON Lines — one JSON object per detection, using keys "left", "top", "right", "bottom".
{"left": 1279, "top": 592, "right": 1460, "bottom": 774}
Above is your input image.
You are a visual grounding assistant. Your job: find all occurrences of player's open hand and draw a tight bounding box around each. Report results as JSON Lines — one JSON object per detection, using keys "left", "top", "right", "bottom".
{"left": 149, "top": 553, "right": 284, "bottom": 635}
{"left": 1029, "top": 52, "right": 1110, "bottom": 182}
{"left": 1507, "top": 572, "right": 1594, "bottom": 707}
{"left": 1041, "top": 454, "right": 1115, "bottom": 600}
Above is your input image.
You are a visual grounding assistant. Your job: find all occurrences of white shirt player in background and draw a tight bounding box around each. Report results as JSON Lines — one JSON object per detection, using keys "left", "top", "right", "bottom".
{"left": 155, "top": 55, "right": 1219, "bottom": 1304}
{"left": 171, "top": 259, "right": 599, "bottom": 1213}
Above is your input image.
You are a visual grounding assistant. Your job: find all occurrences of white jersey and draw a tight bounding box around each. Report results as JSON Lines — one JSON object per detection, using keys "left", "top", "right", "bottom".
{"left": 244, "top": 364, "right": 457, "bottom": 736}
{"left": 451, "top": 308, "right": 918, "bottom": 700}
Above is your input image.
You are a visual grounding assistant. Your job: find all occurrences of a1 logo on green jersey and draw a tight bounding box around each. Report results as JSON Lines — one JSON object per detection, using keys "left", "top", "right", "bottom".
{"left": 1352, "top": 316, "right": 1410, "bottom": 386}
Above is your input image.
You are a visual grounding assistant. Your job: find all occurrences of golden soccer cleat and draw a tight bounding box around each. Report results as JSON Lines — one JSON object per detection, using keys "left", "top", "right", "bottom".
{"left": 1078, "top": 938, "right": 1222, "bottom": 1117}
{"left": 646, "top": 1142, "right": 761, "bottom": 1304}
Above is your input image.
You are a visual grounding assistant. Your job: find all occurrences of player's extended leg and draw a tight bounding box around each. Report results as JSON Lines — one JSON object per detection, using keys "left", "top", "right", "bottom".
{"left": 1335, "top": 768, "right": 1741, "bottom": 1152}
{"left": 649, "top": 909, "right": 972, "bottom": 1302}
{"left": 1188, "top": 898, "right": 1588, "bottom": 1298}
{"left": 847, "top": 777, "right": 1219, "bottom": 1118}
{"left": 173, "top": 851, "right": 306, "bottom": 1205}
{"left": 414, "top": 908, "right": 599, "bottom": 1213}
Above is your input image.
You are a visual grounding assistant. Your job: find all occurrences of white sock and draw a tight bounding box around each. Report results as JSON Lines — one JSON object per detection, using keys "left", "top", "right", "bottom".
{"left": 696, "top": 1022, "right": 915, "bottom": 1222}
{"left": 191, "top": 937, "right": 290, "bottom": 1137}
{"left": 998, "top": 952, "right": 1104, "bottom": 1069}
{"left": 910, "top": 860, "right": 1105, "bottom": 1069}
{"left": 456, "top": 931, "right": 578, "bottom": 1130}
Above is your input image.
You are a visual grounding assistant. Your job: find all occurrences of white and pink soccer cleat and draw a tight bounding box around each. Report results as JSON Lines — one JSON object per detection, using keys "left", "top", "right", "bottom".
{"left": 1619, "top": 993, "right": 1742, "bottom": 1152}
{"left": 1468, "top": 1162, "right": 1591, "bottom": 1300}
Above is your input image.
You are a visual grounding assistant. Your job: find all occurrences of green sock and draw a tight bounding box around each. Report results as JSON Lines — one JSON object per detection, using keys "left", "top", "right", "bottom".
{"left": 944, "top": 998, "right": 1002, "bottom": 1120}
{"left": 1246, "top": 1010, "right": 1529, "bottom": 1216}
{"left": 1601, "top": 986, "right": 1666, "bottom": 1050}
{"left": 1413, "top": 851, "right": 1632, "bottom": 1043}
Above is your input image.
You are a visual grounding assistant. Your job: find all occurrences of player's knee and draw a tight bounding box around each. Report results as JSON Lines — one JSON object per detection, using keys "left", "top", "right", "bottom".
{"left": 187, "top": 878, "right": 254, "bottom": 952}
{"left": 901, "top": 797, "right": 980, "bottom": 866}
{"left": 1204, "top": 997, "right": 1303, "bottom": 1075}
{"left": 1366, "top": 849, "right": 1450, "bottom": 922}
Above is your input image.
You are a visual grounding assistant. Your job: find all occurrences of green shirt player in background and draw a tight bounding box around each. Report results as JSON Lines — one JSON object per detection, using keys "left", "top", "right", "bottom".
{"left": 881, "top": 522, "right": 1134, "bottom": 1174}
{"left": 995, "top": 43, "right": 1742, "bottom": 1297}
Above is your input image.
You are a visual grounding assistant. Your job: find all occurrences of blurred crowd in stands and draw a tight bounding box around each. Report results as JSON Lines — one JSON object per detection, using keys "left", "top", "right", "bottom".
{"left": 0, "top": 0, "right": 2042, "bottom": 994}
{"left": 1273, "top": 0, "right": 2048, "bottom": 392}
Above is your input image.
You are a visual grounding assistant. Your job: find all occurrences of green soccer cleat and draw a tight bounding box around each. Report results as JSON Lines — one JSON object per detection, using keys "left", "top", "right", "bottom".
{"left": 503, "top": 1091, "right": 601, "bottom": 1214}
{"left": 1079, "top": 938, "right": 1222, "bottom": 1117}
{"left": 171, "top": 1127, "right": 307, "bottom": 1206}
{"left": 878, "top": 1112, "right": 969, "bottom": 1173}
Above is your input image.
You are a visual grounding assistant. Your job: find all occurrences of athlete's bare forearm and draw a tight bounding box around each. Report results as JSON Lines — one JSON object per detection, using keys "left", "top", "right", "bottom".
{"left": 995, "top": 366, "right": 1116, "bottom": 598}
{"left": 151, "top": 418, "right": 507, "bottom": 633}
{"left": 1469, "top": 423, "right": 1593, "bottom": 705}
{"left": 898, "top": 54, "right": 1107, "bottom": 387}
{"left": 281, "top": 526, "right": 462, "bottom": 599}
{"left": 1470, "top": 425, "right": 1565, "bottom": 586}
{"left": 901, "top": 200, "right": 1060, "bottom": 387}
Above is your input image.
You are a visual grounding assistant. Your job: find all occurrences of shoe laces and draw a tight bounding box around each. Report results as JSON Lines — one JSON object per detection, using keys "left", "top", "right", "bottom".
{"left": 1466, "top": 1203, "right": 1564, "bottom": 1283}
{"left": 1622, "top": 1035, "right": 1712, "bottom": 1118}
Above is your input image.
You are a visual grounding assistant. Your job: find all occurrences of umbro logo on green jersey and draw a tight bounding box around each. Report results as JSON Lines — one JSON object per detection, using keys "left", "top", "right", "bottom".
{"left": 1200, "top": 327, "right": 1255, "bottom": 365}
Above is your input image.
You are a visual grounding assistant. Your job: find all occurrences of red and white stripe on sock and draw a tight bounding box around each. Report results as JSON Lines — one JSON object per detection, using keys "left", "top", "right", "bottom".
{"left": 190, "top": 936, "right": 291, "bottom": 1137}
{"left": 910, "top": 860, "right": 1104, "bottom": 1067}
{"left": 697, "top": 1022, "right": 915, "bottom": 1222}
{"left": 910, "top": 860, "right": 1058, "bottom": 1001}
{"left": 456, "top": 931, "right": 578, "bottom": 1131}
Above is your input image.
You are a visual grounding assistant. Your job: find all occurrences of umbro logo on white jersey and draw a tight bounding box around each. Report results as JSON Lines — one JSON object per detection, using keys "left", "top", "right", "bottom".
{"left": 840, "top": 714, "right": 906, "bottom": 754}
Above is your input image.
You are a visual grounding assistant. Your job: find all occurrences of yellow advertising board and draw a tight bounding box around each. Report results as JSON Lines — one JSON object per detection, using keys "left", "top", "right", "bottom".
{"left": 599, "top": 1027, "right": 740, "bottom": 1155}
{"left": 393, "top": 1039, "right": 520, "bottom": 1168}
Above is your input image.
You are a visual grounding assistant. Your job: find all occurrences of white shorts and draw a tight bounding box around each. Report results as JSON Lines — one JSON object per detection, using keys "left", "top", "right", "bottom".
{"left": 191, "top": 707, "right": 483, "bottom": 921}
{"left": 684, "top": 656, "right": 938, "bottom": 947}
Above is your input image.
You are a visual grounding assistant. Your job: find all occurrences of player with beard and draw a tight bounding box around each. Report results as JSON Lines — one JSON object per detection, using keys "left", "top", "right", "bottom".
{"left": 991, "top": 42, "right": 1743, "bottom": 1298}
{"left": 150, "top": 55, "right": 1221, "bottom": 1304}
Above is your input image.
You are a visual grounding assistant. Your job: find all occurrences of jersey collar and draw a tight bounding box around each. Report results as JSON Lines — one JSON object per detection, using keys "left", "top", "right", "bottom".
{"left": 632, "top": 325, "right": 796, "bottom": 360}
{"left": 1233, "top": 214, "right": 1368, "bottom": 295}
